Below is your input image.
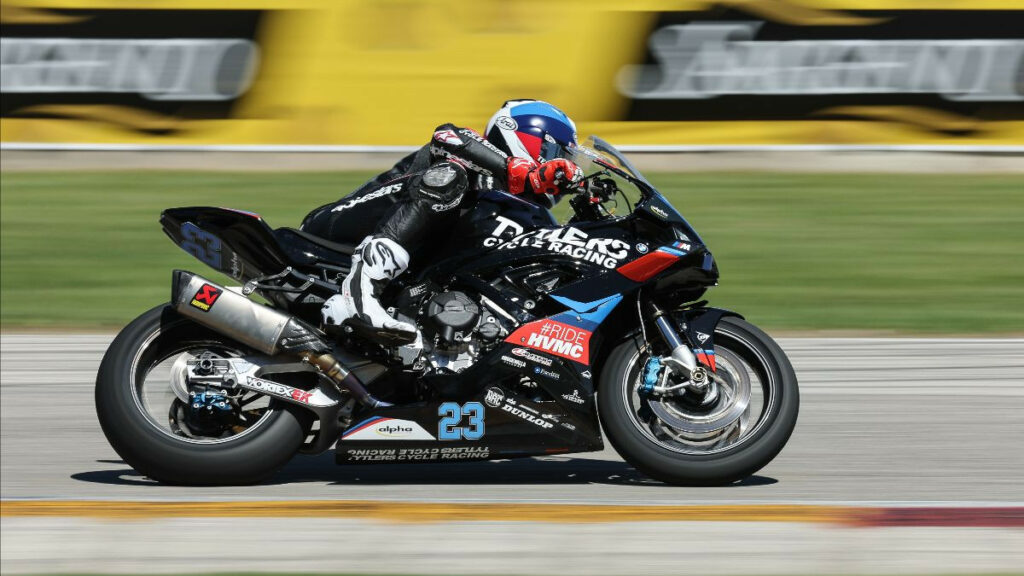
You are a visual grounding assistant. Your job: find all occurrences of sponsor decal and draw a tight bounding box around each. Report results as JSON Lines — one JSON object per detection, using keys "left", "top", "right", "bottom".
{"left": 2, "top": 38, "right": 259, "bottom": 101}
{"left": 482, "top": 215, "right": 525, "bottom": 248}
{"left": 501, "top": 402, "right": 554, "bottom": 429}
{"left": 330, "top": 183, "right": 403, "bottom": 213}
{"left": 458, "top": 128, "right": 508, "bottom": 158}
{"left": 635, "top": 243, "right": 649, "bottom": 254}
{"left": 650, "top": 206, "right": 669, "bottom": 219}
{"left": 430, "top": 146, "right": 493, "bottom": 176}
{"left": 290, "top": 389, "right": 312, "bottom": 403}
{"left": 484, "top": 387, "right": 505, "bottom": 408}
{"left": 431, "top": 197, "right": 462, "bottom": 212}
{"left": 1, "top": 9, "right": 263, "bottom": 132}
{"left": 243, "top": 377, "right": 337, "bottom": 407}
{"left": 343, "top": 446, "right": 489, "bottom": 462}
{"left": 496, "top": 227, "right": 631, "bottom": 269}
{"left": 342, "top": 417, "right": 437, "bottom": 441}
{"left": 615, "top": 10, "right": 1024, "bottom": 141}
{"left": 246, "top": 377, "right": 290, "bottom": 397}
{"left": 228, "top": 254, "right": 243, "bottom": 279}
{"left": 621, "top": 22, "right": 1024, "bottom": 104}
{"left": 501, "top": 355, "right": 527, "bottom": 369}
{"left": 495, "top": 115, "right": 518, "bottom": 131}
{"left": 562, "top": 389, "right": 585, "bottom": 405}
{"left": 581, "top": 370, "right": 592, "bottom": 379}
{"left": 486, "top": 391, "right": 555, "bottom": 430}
{"left": 511, "top": 347, "right": 553, "bottom": 367}
{"left": 696, "top": 331, "right": 710, "bottom": 344}
{"left": 533, "top": 366, "right": 560, "bottom": 380}
{"left": 506, "top": 319, "right": 592, "bottom": 364}
{"left": 433, "top": 129, "right": 463, "bottom": 146}
{"left": 189, "top": 283, "right": 222, "bottom": 312}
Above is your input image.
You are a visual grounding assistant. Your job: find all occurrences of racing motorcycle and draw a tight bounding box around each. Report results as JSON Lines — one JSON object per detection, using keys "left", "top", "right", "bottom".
{"left": 95, "top": 137, "right": 799, "bottom": 486}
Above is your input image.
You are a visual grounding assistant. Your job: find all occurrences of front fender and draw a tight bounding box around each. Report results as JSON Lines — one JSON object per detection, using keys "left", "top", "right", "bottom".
{"left": 674, "top": 306, "right": 744, "bottom": 371}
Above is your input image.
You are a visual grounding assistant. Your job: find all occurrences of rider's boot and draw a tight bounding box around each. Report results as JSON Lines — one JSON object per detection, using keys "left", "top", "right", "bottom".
{"left": 321, "top": 235, "right": 418, "bottom": 345}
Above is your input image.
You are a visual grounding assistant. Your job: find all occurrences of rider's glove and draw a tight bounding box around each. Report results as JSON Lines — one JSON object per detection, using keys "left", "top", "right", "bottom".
{"left": 506, "top": 158, "right": 584, "bottom": 196}
{"left": 529, "top": 159, "right": 584, "bottom": 196}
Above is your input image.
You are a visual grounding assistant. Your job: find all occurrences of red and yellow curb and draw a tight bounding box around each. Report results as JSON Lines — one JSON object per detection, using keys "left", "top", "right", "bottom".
{"left": 2, "top": 500, "right": 1022, "bottom": 527}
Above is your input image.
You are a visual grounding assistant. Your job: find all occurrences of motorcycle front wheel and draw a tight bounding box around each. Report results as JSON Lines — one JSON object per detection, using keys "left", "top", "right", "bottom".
{"left": 598, "top": 316, "right": 799, "bottom": 486}
{"left": 95, "top": 304, "right": 311, "bottom": 485}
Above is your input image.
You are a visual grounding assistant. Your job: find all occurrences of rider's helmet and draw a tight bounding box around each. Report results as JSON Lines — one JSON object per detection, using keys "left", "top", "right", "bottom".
{"left": 485, "top": 99, "right": 578, "bottom": 163}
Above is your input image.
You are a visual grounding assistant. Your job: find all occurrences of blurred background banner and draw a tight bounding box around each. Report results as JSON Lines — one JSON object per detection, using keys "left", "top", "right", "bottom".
{"left": 2, "top": 0, "right": 1023, "bottom": 149}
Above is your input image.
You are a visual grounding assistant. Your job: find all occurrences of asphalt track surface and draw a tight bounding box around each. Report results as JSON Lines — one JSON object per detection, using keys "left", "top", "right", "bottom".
{"left": 2, "top": 334, "right": 1023, "bottom": 574}
{"left": 3, "top": 334, "right": 1023, "bottom": 503}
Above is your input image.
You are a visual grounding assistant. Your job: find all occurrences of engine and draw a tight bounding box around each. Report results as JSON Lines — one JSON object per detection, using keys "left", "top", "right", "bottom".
{"left": 415, "top": 290, "right": 505, "bottom": 373}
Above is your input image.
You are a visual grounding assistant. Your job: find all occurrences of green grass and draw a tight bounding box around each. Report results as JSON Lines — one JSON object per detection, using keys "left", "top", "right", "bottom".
{"left": 2, "top": 171, "right": 1023, "bottom": 333}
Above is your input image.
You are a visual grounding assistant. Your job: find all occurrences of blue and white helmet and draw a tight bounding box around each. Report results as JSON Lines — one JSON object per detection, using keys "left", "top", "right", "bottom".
{"left": 485, "top": 99, "right": 578, "bottom": 163}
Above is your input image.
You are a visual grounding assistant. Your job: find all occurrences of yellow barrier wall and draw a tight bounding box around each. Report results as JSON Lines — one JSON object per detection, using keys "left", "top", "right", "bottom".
{"left": 2, "top": 0, "right": 1022, "bottom": 146}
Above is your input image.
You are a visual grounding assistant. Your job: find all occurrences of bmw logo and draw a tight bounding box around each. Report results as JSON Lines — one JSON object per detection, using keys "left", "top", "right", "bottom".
{"left": 636, "top": 243, "right": 649, "bottom": 254}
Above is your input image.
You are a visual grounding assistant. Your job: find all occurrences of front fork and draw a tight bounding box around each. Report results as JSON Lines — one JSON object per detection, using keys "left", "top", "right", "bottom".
{"left": 642, "top": 301, "right": 715, "bottom": 397}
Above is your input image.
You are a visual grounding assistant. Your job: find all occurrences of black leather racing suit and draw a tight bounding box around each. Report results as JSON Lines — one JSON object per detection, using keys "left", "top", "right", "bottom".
{"left": 300, "top": 124, "right": 514, "bottom": 253}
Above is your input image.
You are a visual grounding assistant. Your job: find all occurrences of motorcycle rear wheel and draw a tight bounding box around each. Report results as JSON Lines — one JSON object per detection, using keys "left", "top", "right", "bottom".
{"left": 95, "top": 304, "right": 311, "bottom": 485}
{"left": 598, "top": 317, "right": 798, "bottom": 486}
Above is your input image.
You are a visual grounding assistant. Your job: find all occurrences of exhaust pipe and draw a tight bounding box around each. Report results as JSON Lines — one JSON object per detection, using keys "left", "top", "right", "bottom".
{"left": 171, "top": 270, "right": 390, "bottom": 407}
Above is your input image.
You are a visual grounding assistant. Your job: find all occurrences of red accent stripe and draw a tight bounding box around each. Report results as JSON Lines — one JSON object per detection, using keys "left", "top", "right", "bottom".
{"left": 617, "top": 251, "right": 679, "bottom": 282}
{"left": 516, "top": 132, "right": 543, "bottom": 161}
{"left": 696, "top": 351, "right": 716, "bottom": 371}
{"left": 850, "top": 507, "right": 1024, "bottom": 528}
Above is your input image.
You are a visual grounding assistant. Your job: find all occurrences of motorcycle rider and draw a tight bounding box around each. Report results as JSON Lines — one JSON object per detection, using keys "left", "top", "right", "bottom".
{"left": 302, "top": 99, "right": 585, "bottom": 343}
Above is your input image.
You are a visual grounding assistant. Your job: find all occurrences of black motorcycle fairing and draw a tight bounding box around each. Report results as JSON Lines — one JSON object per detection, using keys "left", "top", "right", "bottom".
{"left": 161, "top": 207, "right": 289, "bottom": 282}
{"left": 634, "top": 193, "right": 706, "bottom": 247}
{"left": 335, "top": 361, "right": 603, "bottom": 465}
{"left": 272, "top": 227, "right": 354, "bottom": 270}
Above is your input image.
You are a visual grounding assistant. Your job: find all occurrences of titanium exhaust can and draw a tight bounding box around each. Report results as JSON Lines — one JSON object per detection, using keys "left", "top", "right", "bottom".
{"left": 170, "top": 270, "right": 389, "bottom": 407}
{"left": 171, "top": 269, "right": 329, "bottom": 356}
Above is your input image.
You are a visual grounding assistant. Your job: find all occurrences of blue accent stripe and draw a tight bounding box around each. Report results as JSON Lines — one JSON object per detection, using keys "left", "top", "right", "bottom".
{"left": 510, "top": 102, "right": 571, "bottom": 122}
{"left": 550, "top": 293, "right": 620, "bottom": 314}
{"left": 550, "top": 294, "right": 623, "bottom": 326}
{"left": 660, "top": 246, "right": 688, "bottom": 258}
{"left": 509, "top": 102, "right": 575, "bottom": 144}
{"left": 342, "top": 416, "right": 384, "bottom": 438}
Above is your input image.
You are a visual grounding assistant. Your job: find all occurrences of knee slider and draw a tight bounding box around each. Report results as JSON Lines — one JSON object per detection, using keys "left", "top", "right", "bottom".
{"left": 415, "top": 161, "right": 467, "bottom": 212}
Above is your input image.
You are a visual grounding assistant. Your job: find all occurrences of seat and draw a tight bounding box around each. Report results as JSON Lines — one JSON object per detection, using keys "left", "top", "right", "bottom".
{"left": 276, "top": 227, "right": 356, "bottom": 256}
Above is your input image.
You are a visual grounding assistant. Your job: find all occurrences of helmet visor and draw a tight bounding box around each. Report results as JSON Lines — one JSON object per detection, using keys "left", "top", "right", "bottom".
{"left": 538, "top": 138, "right": 576, "bottom": 163}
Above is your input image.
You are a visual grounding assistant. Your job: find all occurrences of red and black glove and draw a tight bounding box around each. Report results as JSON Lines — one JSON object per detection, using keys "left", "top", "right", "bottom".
{"left": 507, "top": 158, "right": 584, "bottom": 196}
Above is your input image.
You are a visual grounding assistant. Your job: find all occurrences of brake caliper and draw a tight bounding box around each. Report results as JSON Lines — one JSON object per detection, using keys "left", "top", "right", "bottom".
{"left": 641, "top": 357, "right": 662, "bottom": 395}
{"left": 189, "top": 391, "right": 232, "bottom": 413}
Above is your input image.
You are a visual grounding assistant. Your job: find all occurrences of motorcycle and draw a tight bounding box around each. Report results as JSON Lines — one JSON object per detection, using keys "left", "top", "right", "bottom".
{"left": 95, "top": 137, "right": 799, "bottom": 486}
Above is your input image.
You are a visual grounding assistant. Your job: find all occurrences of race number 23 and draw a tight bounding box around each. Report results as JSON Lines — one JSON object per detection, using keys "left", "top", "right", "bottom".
{"left": 438, "top": 402, "right": 484, "bottom": 440}
{"left": 180, "top": 222, "right": 222, "bottom": 269}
